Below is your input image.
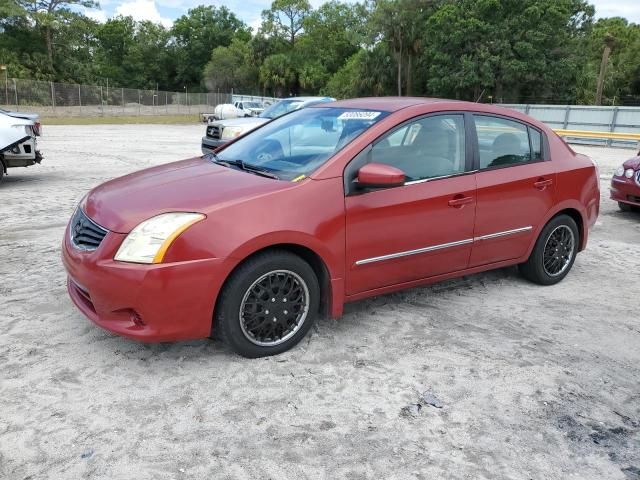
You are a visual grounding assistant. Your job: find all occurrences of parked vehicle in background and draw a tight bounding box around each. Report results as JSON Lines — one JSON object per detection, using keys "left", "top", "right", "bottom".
{"left": 201, "top": 101, "right": 267, "bottom": 123}
{"left": 611, "top": 153, "right": 640, "bottom": 212}
{"left": 201, "top": 96, "right": 335, "bottom": 153}
{"left": 0, "top": 107, "right": 41, "bottom": 136}
{"left": 0, "top": 111, "right": 42, "bottom": 182}
{"left": 236, "top": 101, "right": 265, "bottom": 117}
{"left": 63, "top": 97, "right": 599, "bottom": 358}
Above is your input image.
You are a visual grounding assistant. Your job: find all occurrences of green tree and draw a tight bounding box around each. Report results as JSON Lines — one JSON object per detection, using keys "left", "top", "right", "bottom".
{"left": 17, "top": 0, "right": 99, "bottom": 74}
{"left": 421, "top": 0, "right": 594, "bottom": 102}
{"left": 323, "top": 47, "right": 395, "bottom": 98}
{"left": 260, "top": 53, "right": 296, "bottom": 96}
{"left": 203, "top": 38, "right": 259, "bottom": 94}
{"left": 0, "top": 0, "right": 24, "bottom": 18}
{"left": 171, "top": 6, "right": 250, "bottom": 89}
{"left": 368, "top": 0, "right": 438, "bottom": 96}
{"left": 94, "top": 16, "right": 173, "bottom": 89}
{"left": 260, "top": 0, "right": 311, "bottom": 48}
{"left": 300, "top": 1, "right": 366, "bottom": 76}
{"left": 576, "top": 17, "right": 640, "bottom": 104}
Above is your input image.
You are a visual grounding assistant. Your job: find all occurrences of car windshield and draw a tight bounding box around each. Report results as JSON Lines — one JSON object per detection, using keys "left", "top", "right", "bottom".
{"left": 244, "top": 102, "right": 262, "bottom": 109}
{"left": 216, "top": 107, "right": 389, "bottom": 181}
{"left": 260, "top": 100, "right": 308, "bottom": 119}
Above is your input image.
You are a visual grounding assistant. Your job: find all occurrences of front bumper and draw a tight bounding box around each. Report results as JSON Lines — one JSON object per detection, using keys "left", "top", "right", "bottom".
{"left": 201, "top": 136, "right": 226, "bottom": 154}
{"left": 610, "top": 175, "right": 640, "bottom": 207}
{"left": 62, "top": 224, "right": 225, "bottom": 342}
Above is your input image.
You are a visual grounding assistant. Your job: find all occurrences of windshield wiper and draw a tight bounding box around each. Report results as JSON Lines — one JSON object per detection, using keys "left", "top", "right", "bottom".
{"left": 208, "top": 154, "right": 280, "bottom": 180}
{"left": 206, "top": 154, "right": 243, "bottom": 170}
{"left": 242, "top": 162, "right": 280, "bottom": 180}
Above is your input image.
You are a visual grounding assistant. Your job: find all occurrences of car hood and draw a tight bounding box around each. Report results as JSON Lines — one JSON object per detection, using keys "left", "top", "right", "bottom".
{"left": 4, "top": 111, "right": 39, "bottom": 121}
{"left": 210, "top": 117, "right": 269, "bottom": 128}
{"left": 623, "top": 156, "right": 640, "bottom": 169}
{"left": 83, "top": 157, "right": 291, "bottom": 233}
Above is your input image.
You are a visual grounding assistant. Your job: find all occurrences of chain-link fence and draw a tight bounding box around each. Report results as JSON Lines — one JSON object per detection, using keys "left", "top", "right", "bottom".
{"left": 0, "top": 78, "right": 277, "bottom": 118}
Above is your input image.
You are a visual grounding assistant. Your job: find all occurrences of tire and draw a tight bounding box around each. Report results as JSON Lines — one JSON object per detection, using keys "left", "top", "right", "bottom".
{"left": 618, "top": 202, "right": 633, "bottom": 212}
{"left": 519, "top": 214, "right": 579, "bottom": 286}
{"left": 215, "top": 250, "right": 320, "bottom": 358}
{"left": 0, "top": 159, "right": 4, "bottom": 184}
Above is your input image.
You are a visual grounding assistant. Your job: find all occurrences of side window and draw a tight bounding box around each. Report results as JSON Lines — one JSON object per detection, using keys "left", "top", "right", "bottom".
{"left": 370, "top": 114, "right": 466, "bottom": 182}
{"left": 529, "top": 127, "right": 543, "bottom": 160}
{"left": 474, "top": 115, "right": 531, "bottom": 168}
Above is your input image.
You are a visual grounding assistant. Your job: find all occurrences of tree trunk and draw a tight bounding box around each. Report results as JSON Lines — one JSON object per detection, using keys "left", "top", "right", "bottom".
{"left": 596, "top": 44, "right": 611, "bottom": 106}
{"left": 406, "top": 54, "right": 412, "bottom": 96}
{"left": 396, "top": 36, "right": 403, "bottom": 96}
{"left": 45, "top": 26, "right": 55, "bottom": 73}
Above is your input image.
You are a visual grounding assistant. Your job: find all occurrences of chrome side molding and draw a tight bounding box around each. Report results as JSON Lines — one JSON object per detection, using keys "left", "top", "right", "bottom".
{"left": 355, "top": 238, "right": 474, "bottom": 266}
{"left": 474, "top": 226, "right": 533, "bottom": 242}
{"left": 355, "top": 226, "right": 533, "bottom": 266}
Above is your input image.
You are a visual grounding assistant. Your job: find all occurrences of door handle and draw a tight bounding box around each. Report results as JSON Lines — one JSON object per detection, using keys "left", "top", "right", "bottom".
{"left": 448, "top": 195, "right": 473, "bottom": 208}
{"left": 534, "top": 178, "right": 553, "bottom": 190}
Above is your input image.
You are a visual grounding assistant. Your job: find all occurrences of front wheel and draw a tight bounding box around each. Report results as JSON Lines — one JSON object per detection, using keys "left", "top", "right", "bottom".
{"left": 519, "top": 215, "right": 579, "bottom": 285}
{"left": 215, "top": 250, "right": 320, "bottom": 358}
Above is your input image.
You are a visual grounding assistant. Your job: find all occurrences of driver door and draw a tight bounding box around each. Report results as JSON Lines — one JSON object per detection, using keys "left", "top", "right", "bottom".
{"left": 344, "top": 113, "right": 477, "bottom": 296}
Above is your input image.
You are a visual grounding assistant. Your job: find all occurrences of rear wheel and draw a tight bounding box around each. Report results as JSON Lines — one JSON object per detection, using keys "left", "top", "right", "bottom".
{"left": 619, "top": 202, "right": 633, "bottom": 212}
{"left": 215, "top": 250, "right": 319, "bottom": 358}
{"left": 519, "top": 215, "right": 579, "bottom": 285}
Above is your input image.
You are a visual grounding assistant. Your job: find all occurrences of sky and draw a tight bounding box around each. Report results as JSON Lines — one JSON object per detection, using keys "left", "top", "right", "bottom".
{"left": 84, "top": 0, "right": 640, "bottom": 30}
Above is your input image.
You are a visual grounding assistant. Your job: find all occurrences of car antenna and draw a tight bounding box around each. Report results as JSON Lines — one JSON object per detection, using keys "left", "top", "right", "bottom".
{"left": 475, "top": 89, "right": 486, "bottom": 103}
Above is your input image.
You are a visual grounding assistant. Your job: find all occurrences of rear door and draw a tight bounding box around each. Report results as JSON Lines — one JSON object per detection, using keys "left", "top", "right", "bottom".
{"left": 469, "top": 114, "right": 556, "bottom": 267}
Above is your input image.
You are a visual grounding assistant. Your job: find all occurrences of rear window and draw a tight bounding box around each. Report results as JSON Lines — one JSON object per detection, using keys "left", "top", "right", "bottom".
{"left": 474, "top": 115, "right": 532, "bottom": 168}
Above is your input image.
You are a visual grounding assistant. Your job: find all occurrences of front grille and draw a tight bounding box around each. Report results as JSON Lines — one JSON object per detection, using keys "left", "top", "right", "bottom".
{"left": 70, "top": 208, "right": 108, "bottom": 251}
{"left": 207, "top": 125, "right": 221, "bottom": 140}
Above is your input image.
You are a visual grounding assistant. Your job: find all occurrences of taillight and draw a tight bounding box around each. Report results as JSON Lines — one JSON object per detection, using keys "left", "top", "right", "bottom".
{"left": 34, "top": 122, "right": 41, "bottom": 135}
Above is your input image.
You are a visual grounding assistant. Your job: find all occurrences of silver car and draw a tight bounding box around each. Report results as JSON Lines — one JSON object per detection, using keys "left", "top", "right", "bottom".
{"left": 201, "top": 96, "right": 334, "bottom": 154}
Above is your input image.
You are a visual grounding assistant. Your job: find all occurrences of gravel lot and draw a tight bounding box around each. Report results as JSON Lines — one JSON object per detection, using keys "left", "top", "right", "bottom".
{"left": 1, "top": 124, "right": 639, "bottom": 479}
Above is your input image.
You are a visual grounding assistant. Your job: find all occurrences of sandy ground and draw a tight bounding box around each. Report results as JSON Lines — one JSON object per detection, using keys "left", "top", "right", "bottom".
{"left": 1, "top": 125, "right": 639, "bottom": 480}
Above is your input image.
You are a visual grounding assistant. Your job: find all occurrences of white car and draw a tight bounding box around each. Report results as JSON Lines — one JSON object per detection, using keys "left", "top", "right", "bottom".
{"left": 0, "top": 111, "right": 42, "bottom": 183}
{"left": 202, "top": 96, "right": 335, "bottom": 153}
{"left": 201, "top": 101, "right": 266, "bottom": 123}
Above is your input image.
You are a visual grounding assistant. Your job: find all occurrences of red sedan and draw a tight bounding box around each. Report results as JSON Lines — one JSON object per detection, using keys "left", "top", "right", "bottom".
{"left": 610, "top": 153, "right": 640, "bottom": 212}
{"left": 62, "top": 98, "right": 600, "bottom": 357}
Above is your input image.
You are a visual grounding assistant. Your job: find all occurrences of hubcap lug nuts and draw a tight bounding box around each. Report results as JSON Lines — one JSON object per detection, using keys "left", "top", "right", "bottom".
{"left": 273, "top": 317, "right": 277, "bottom": 322}
{"left": 284, "top": 310, "right": 288, "bottom": 315}
{"left": 271, "top": 298, "right": 276, "bottom": 302}
{"left": 265, "top": 310, "right": 269, "bottom": 314}
{"left": 283, "top": 298, "right": 287, "bottom": 302}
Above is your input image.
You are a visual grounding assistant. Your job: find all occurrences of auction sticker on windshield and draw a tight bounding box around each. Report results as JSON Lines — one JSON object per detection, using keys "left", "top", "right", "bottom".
{"left": 338, "top": 111, "right": 382, "bottom": 120}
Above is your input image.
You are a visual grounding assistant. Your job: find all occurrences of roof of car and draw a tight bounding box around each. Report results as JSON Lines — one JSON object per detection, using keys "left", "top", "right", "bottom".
{"left": 313, "top": 97, "right": 463, "bottom": 112}
{"left": 282, "top": 96, "right": 333, "bottom": 102}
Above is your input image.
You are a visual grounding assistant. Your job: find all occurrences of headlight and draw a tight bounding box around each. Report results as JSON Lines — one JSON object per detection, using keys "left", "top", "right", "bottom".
{"left": 221, "top": 126, "right": 245, "bottom": 140}
{"left": 615, "top": 166, "right": 625, "bottom": 176}
{"left": 624, "top": 168, "right": 635, "bottom": 178}
{"left": 114, "top": 212, "right": 205, "bottom": 264}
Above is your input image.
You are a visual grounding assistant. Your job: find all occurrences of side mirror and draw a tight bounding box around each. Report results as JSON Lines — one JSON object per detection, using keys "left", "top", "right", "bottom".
{"left": 357, "top": 162, "right": 405, "bottom": 189}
